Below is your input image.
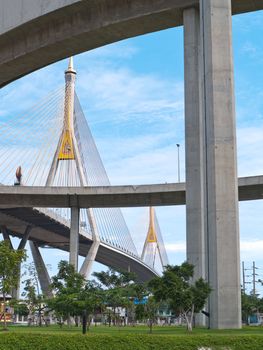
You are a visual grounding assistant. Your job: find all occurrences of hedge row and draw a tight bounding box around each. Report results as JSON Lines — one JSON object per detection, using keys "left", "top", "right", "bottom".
{"left": 0, "top": 333, "right": 262, "bottom": 350}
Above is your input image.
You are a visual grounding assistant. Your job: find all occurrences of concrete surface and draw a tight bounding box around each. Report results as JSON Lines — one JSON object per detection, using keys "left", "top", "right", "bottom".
{"left": 200, "top": 0, "right": 241, "bottom": 329}
{"left": 0, "top": 0, "right": 263, "bottom": 87}
{"left": 0, "top": 176, "right": 261, "bottom": 208}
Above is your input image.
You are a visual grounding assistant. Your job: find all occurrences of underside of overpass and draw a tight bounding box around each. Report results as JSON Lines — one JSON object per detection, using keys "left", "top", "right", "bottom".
{"left": 0, "top": 207, "right": 156, "bottom": 281}
{"left": 0, "top": 0, "right": 263, "bottom": 87}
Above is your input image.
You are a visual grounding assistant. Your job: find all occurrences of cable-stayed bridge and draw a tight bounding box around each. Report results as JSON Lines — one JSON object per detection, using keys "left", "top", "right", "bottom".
{"left": 0, "top": 58, "right": 168, "bottom": 294}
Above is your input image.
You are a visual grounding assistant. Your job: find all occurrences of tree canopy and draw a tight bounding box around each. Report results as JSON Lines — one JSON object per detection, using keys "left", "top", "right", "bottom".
{"left": 48, "top": 261, "right": 103, "bottom": 331}
{"left": 0, "top": 240, "right": 26, "bottom": 329}
{"left": 149, "top": 262, "right": 211, "bottom": 331}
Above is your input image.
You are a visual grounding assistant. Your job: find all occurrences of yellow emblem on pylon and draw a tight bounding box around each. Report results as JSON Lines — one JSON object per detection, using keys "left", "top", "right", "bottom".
{"left": 58, "top": 130, "right": 75, "bottom": 160}
{"left": 146, "top": 207, "right": 157, "bottom": 243}
{"left": 147, "top": 226, "right": 157, "bottom": 243}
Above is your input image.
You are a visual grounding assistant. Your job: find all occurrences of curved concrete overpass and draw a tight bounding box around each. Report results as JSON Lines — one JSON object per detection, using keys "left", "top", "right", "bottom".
{"left": 0, "top": 206, "right": 157, "bottom": 281}
{"left": 0, "top": 175, "right": 261, "bottom": 208}
{"left": 0, "top": 175, "right": 261, "bottom": 282}
{"left": 1, "top": 0, "right": 263, "bottom": 87}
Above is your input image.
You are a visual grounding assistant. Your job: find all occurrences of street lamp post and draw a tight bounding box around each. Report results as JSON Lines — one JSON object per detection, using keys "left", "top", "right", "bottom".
{"left": 176, "top": 144, "right": 180, "bottom": 183}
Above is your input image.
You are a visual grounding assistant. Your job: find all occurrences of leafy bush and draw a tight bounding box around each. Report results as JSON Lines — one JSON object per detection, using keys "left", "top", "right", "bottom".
{"left": 0, "top": 333, "right": 263, "bottom": 350}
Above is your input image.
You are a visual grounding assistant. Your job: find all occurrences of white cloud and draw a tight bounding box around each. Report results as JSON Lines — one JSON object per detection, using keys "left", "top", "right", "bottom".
{"left": 77, "top": 66, "right": 184, "bottom": 127}
{"left": 165, "top": 242, "right": 185, "bottom": 253}
{"left": 241, "top": 240, "right": 263, "bottom": 252}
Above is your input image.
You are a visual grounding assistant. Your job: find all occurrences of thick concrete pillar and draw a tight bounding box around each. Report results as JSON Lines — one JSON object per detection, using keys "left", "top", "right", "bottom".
{"left": 79, "top": 208, "right": 100, "bottom": 278}
{"left": 1, "top": 226, "right": 13, "bottom": 249}
{"left": 1, "top": 226, "right": 21, "bottom": 299}
{"left": 18, "top": 226, "right": 32, "bottom": 250}
{"left": 184, "top": 7, "right": 206, "bottom": 281}
{"left": 29, "top": 241, "right": 52, "bottom": 297}
{"left": 200, "top": 0, "right": 241, "bottom": 328}
{"left": 13, "top": 226, "right": 32, "bottom": 299}
{"left": 79, "top": 241, "right": 100, "bottom": 278}
{"left": 183, "top": 6, "right": 206, "bottom": 326}
{"left": 69, "top": 206, "right": 79, "bottom": 270}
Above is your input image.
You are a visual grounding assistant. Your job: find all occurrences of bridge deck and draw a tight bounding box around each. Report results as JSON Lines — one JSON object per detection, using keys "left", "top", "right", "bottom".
{"left": 0, "top": 175, "right": 261, "bottom": 281}
{"left": 0, "top": 207, "right": 156, "bottom": 281}
{"left": 0, "top": 175, "right": 261, "bottom": 208}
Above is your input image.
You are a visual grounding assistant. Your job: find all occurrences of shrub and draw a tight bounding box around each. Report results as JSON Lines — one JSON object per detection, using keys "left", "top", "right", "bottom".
{"left": 0, "top": 333, "right": 263, "bottom": 350}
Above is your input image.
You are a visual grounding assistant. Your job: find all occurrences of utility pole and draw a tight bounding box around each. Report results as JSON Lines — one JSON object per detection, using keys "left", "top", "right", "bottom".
{"left": 252, "top": 261, "right": 258, "bottom": 297}
{"left": 242, "top": 261, "right": 246, "bottom": 294}
{"left": 241, "top": 261, "right": 252, "bottom": 295}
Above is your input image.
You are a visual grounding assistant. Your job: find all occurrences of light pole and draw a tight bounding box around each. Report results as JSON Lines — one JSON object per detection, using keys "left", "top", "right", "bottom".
{"left": 176, "top": 143, "right": 180, "bottom": 183}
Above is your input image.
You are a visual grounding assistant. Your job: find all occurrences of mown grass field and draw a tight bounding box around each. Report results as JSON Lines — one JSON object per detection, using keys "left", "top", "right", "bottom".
{"left": 0, "top": 325, "right": 262, "bottom": 349}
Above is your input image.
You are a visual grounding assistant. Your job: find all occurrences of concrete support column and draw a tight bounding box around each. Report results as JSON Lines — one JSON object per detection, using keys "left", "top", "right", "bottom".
{"left": 79, "top": 241, "right": 100, "bottom": 279}
{"left": 14, "top": 226, "right": 32, "bottom": 299}
{"left": 79, "top": 208, "right": 100, "bottom": 278}
{"left": 184, "top": 7, "right": 206, "bottom": 281}
{"left": 18, "top": 226, "right": 32, "bottom": 251}
{"left": 29, "top": 241, "right": 52, "bottom": 297}
{"left": 183, "top": 6, "right": 206, "bottom": 327}
{"left": 1, "top": 226, "right": 13, "bottom": 249}
{"left": 200, "top": 0, "right": 241, "bottom": 328}
{"left": 69, "top": 206, "right": 79, "bottom": 270}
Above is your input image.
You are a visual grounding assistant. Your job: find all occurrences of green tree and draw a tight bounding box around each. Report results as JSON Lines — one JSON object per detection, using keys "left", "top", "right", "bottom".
{"left": 144, "top": 296, "right": 160, "bottom": 333}
{"left": 49, "top": 261, "right": 103, "bottom": 332}
{"left": 49, "top": 261, "right": 85, "bottom": 326}
{"left": 93, "top": 268, "right": 137, "bottom": 326}
{"left": 22, "top": 278, "right": 46, "bottom": 326}
{"left": 241, "top": 292, "right": 260, "bottom": 325}
{"left": 131, "top": 283, "right": 159, "bottom": 333}
{"left": 12, "top": 302, "right": 29, "bottom": 318}
{"left": 76, "top": 280, "right": 103, "bottom": 332}
{"left": 22, "top": 262, "right": 49, "bottom": 326}
{"left": 149, "top": 262, "right": 211, "bottom": 332}
{"left": 0, "top": 240, "right": 26, "bottom": 329}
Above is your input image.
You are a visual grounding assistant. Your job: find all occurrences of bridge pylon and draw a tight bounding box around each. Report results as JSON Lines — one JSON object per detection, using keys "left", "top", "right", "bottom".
{"left": 43, "top": 57, "right": 100, "bottom": 276}
{"left": 141, "top": 207, "right": 168, "bottom": 272}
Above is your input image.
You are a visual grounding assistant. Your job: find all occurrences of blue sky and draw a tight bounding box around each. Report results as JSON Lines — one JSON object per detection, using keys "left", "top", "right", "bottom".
{"left": 0, "top": 10, "right": 263, "bottom": 294}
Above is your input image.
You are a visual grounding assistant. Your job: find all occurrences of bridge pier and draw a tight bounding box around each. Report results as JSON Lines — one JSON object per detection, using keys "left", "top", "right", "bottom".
{"left": 29, "top": 241, "right": 52, "bottom": 297}
{"left": 200, "top": 0, "right": 241, "bottom": 329}
{"left": 15, "top": 226, "right": 32, "bottom": 299}
{"left": 79, "top": 240, "right": 100, "bottom": 278}
{"left": 184, "top": 0, "right": 241, "bottom": 329}
{"left": 69, "top": 206, "right": 80, "bottom": 270}
{"left": 183, "top": 6, "right": 206, "bottom": 327}
{"left": 1, "top": 226, "right": 14, "bottom": 248}
{"left": 79, "top": 208, "right": 100, "bottom": 278}
{"left": 184, "top": 0, "right": 241, "bottom": 328}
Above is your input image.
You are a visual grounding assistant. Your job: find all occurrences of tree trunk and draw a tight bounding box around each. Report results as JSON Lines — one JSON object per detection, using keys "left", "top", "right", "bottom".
{"left": 38, "top": 309, "right": 42, "bottom": 327}
{"left": 3, "top": 293, "right": 7, "bottom": 330}
{"left": 190, "top": 305, "right": 195, "bottom": 331}
{"left": 149, "top": 319, "right": 153, "bottom": 334}
{"left": 82, "top": 310, "right": 87, "bottom": 334}
{"left": 184, "top": 306, "right": 194, "bottom": 332}
{"left": 87, "top": 316, "right": 91, "bottom": 332}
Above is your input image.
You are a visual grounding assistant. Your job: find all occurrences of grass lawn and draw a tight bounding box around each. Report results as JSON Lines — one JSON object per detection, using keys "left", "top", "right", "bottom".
{"left": 3, "top": 324, "right": 263, "bottom": 335}
{"left": 0, "top": 325, "right": 262, "bottom": 349}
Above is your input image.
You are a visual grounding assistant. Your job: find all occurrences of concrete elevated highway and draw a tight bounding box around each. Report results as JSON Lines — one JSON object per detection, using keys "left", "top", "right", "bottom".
{"left": 0, "top": 175, "right": 262, "bottom": 208}
{"left": 0, "top": 0, "right": 263, "bottom": 87}
{"left": 0, "top": 204, "right": 157, "bottom": 282}
{"left": 0, "top": 175, "right": 261, "bottom": 282}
